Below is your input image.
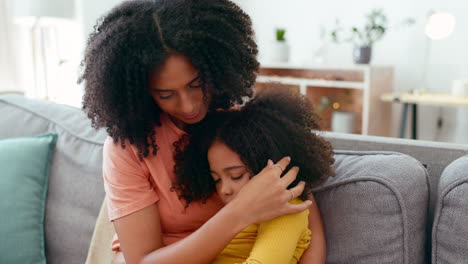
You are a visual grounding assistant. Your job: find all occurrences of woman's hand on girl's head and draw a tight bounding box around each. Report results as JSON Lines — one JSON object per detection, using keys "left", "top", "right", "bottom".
{"left": 228, "top": 156, "right": 312, "bottom": 226}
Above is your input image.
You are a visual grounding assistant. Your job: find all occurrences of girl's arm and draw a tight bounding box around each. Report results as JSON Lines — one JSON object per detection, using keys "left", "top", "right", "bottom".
{"left": 298, "top": 194, "right": 326, "bottom": 264}
{"left": 239, "top": 199, "right": 310, "bottom": 264}
{"left": 115, "top": 157, "right": 312, "bottom": 264}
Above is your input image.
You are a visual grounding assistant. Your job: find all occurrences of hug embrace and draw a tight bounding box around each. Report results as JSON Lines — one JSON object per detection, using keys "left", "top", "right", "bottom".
{"left": 79, "top": 0, "right": 335, "bottom": 263}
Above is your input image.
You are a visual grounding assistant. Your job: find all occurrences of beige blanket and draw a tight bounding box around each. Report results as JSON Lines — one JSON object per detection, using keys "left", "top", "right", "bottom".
{"left": 85, "top": 199, "right": 116, "bottom": 264}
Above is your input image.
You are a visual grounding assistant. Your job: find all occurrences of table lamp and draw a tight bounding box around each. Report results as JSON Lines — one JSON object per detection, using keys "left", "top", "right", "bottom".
{"left": 416, "top": 11, "right": 456, "bottom": 94}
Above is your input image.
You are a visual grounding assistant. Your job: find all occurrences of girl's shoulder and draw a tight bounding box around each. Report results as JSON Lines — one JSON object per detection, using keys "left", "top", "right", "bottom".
{"left": 289, "top": 198, "right": 306, "bottom": 205}
{"left": 257, "top": 198, "right": 309, "bottom": 228}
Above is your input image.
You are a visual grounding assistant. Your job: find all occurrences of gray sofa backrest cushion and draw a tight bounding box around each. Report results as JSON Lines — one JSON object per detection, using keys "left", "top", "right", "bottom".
{"left": 0, "top": 95, "right": 107, "bottom": 264}
{"left": 323, "top": 131, "right": 468, "bottom": 260}
{"left": 432, "top": 155, "right": 468, "bottom": 264}
{"left": 315, "top": 151, "right": 429, "bottom": 264}
{"left": 323, "top": 132, "right": 468, "bottom": 213}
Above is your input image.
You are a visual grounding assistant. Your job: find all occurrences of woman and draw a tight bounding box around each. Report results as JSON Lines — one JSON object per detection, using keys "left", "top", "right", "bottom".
{"left": 79, "top": 0, "right": 326, "bottom": 263}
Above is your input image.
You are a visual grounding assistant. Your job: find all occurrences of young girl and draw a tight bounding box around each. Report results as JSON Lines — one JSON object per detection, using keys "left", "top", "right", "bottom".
{"left": 174, "top": 89, "right": 335, "bottom": 264}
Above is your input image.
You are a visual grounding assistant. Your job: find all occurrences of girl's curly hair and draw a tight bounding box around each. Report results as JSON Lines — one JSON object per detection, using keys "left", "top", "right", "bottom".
{"left": 78, "top": 0, "right": 259, "bottom": 159}
{"left": 174, "top": 88, "right": 336, "bottom": 206}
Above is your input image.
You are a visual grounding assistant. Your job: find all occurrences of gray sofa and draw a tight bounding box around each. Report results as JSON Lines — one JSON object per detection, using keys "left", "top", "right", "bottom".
{"left": 1, "top": 93, "right": 467, "bottom": 264}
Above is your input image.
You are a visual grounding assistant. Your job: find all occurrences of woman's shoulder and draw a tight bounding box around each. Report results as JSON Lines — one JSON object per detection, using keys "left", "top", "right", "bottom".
{"left": 104, "top": 136, "right": 132, "bottom": 152}
{"left": 102, "top": 116, "right": 168, "bottom": 152}
{"left": 103, "top": 136, "right": 142, "bottom": 165}
{"left": 102, "top": 114, "right": 183, "bottom": 161}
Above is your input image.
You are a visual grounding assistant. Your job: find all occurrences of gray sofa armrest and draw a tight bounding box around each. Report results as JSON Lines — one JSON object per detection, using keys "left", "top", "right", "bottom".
{"left": 314, "top": 150, "right": 429, "bottom": 264}
{"left": 432, "top": 155, "right": 468, "bottom": 264}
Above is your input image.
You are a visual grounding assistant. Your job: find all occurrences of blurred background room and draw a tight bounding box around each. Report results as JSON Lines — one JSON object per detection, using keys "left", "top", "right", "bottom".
{"left": 1, "top": 0, "right": 467, "bottom": 144}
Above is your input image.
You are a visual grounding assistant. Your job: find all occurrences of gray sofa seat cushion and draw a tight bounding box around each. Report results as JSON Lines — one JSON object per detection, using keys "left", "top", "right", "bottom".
{"left": 432, "top": 155, "right": 468, "bottom": 264}
{"left": 315, "top": 150, "right": 429, "bottom": 264}
{"left": 0, "top": 95, "right": 107, "bottom": 264}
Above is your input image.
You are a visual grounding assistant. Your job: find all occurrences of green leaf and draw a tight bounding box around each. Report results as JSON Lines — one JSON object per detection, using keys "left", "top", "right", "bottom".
{"left": 276, "top": 28, "right": 286, "bottom": 41}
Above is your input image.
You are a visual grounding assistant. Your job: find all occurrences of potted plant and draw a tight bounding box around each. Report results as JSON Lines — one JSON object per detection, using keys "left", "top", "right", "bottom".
{"left": 270, "top": 28, "right": 290, "bottom": 63}
{"left": 330, "top": 9, "right": 415, "bottom": 64}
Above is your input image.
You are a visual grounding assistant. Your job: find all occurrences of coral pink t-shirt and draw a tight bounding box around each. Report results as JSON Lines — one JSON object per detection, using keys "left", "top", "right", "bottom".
{"left": 103, "top": 113, "right": 224, "bottom": 250}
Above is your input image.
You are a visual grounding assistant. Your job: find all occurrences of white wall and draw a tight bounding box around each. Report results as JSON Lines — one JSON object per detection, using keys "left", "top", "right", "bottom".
{"left": 79, "top": 0, "right": 122, "bottom": 38}
{"left": 235, "top": 0, "right": 468, "bottom": 143}
{"left": 0, "top": 0, "right": 19, "bottom": 93}
{"left": 2, "top": 0, "right": 86, "bottom": 106}
{"left": 76, "top": 0, "right": 468, "bottom": 143}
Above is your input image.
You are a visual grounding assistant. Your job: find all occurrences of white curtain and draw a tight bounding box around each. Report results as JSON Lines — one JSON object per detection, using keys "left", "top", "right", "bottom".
{"left": 0, "top": 0, "right": 20, "bottom": 93}
{"left": 0, "top": 0, "right": 84, "bottom": 107}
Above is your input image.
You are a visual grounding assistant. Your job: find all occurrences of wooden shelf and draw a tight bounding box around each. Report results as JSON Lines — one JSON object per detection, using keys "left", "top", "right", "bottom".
{"left": 306, "top": 87, "right": 363, "bottom": 134}
{"left": 256, "top": 76, "right": 365, "bottom": 90}
{"left": 255, "top": 65, "right": 394, "bottom": 137}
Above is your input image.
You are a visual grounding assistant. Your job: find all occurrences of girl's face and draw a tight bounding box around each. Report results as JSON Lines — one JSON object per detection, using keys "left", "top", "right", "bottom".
{"left": 207, "top": 140, "right": 252, "bottom": 204}
{"left": 148, "top": 55, "right": 210, "bottom": 129}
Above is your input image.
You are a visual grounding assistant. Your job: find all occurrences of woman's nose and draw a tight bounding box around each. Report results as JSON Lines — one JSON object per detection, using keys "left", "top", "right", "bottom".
{"left": 179, "top": 92, "right": 196, "bottom": 114}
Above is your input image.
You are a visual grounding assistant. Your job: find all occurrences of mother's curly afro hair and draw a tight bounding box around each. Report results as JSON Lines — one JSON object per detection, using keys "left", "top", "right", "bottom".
{"left": 78, "top": 0, "right": 259, "bottom": 159}
{"left": 174, "top": 88, "right": 336, "bottom": 206}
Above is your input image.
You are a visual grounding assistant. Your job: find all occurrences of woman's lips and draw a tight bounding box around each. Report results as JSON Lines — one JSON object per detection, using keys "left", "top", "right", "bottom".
{"left": 184, "top": 110, "right": 200, "bottom": 119}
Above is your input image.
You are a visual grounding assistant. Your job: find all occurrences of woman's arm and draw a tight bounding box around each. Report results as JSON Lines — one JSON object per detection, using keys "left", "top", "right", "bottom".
{"left": 115, "top": 157, "right": 312, "bottom": 264}
{"left": 298, "top": 194, "right": 326, "bottom": 264}
{"left": 113, "top": 200, "right": 244, "bottom": 264}
{"left": 112, "top": 204, "right": 163, "bottom": 264}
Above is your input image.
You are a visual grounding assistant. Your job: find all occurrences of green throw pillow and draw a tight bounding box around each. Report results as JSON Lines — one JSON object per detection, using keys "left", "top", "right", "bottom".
{"left": 0, "top": 133, "right": 57, "bottom": 264}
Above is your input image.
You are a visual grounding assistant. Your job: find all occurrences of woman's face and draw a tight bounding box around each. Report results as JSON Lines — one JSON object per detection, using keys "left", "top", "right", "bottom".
{"left": 148, "top": 55, "right": 209, "bottom": 129}
{"left": 207, "top": 140, "right": 252, "bottom": 204}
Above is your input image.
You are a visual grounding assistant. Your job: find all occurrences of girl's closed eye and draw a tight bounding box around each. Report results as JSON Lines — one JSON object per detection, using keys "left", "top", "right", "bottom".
{"left": 231, "top": 174, "right": 246, "bottom": 180}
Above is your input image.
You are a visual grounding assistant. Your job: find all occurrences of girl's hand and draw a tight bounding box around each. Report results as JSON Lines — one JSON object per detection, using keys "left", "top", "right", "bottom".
{"left": 228, "top": 156, "right": 312, "bottom": 227}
